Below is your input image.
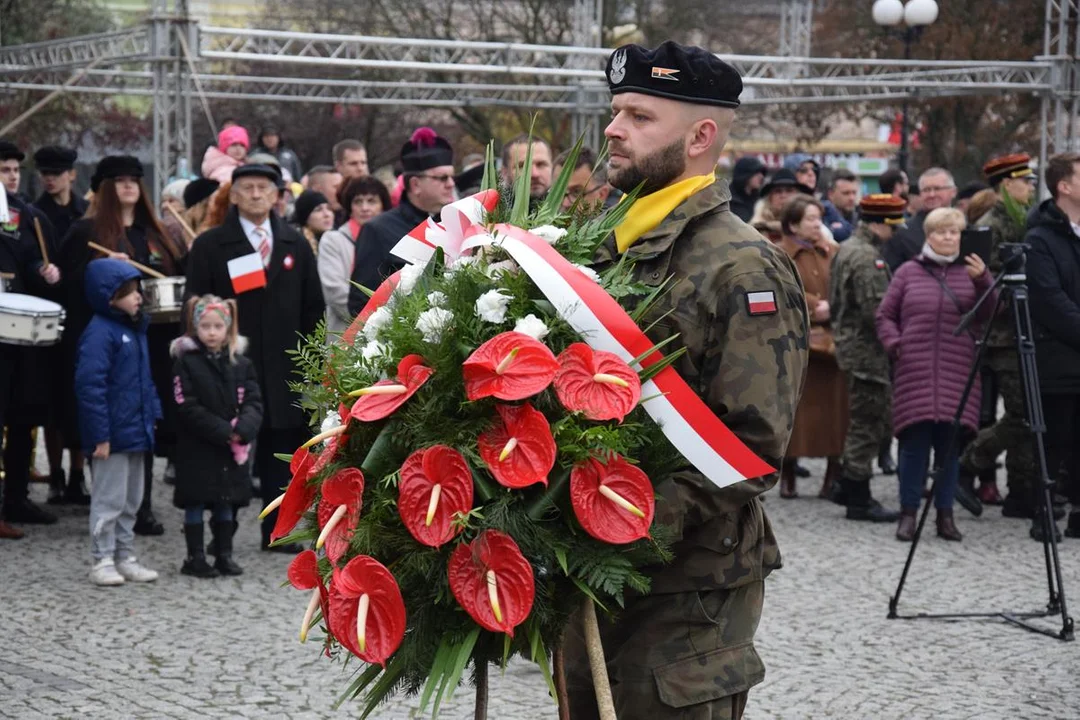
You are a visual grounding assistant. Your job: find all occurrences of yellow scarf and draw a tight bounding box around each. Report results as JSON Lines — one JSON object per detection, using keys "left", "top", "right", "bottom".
{"left": 614, "top": 173, "right": 716, "bottom": 253}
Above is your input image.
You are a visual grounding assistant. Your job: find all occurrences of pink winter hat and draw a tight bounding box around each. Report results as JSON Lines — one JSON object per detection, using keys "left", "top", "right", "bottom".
{"left": 218, "top": 126, "right": 250, "bottom": 152}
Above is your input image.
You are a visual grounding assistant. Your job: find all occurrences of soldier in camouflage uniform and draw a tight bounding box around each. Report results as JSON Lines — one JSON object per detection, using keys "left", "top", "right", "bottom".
{"left": 828, "top": 195, "right": 907, "bottom": 522}
{"left": 562, "top": 42, "right": 809, "bottom": 720}
{"left": 960, "top": 153, "right": 1039, "bottom": 516}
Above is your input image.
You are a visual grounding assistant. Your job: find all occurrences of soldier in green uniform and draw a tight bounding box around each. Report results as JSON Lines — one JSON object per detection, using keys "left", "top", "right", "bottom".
{"left": 829, "top": 194, "right": 907, "bottom": 522}
{"left": 960, "top": 153, "right": 1039, "bottom": 518}
{"left": 563, "top": 41, "right": 809, "bottom": 720}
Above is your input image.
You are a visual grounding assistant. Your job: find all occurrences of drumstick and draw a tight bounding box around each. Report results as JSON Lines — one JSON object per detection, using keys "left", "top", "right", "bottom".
{"left": 165, "top": 204, "right": 198, "bottom": 243}
{"left": 87, "top": 241, "right": 168, "bottom": 279}
{"left": 33, "top": 217, "right": 50, "bottom": 266}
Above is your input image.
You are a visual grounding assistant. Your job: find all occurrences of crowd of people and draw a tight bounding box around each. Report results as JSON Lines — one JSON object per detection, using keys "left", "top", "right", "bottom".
{"left": 2, "top": 107, "right": 1080, "bottom": 589}
{"left": 731, "top": 149, "right": 1080, "bottom": 544}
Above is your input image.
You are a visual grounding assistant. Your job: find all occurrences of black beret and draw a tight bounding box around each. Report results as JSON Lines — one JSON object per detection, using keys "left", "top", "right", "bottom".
{"left": 33, "top": 146, "right": 77, "bottom": 172}
{"left": 292, "top": 190, "right": 330, "bottom": 227}
{"left": 231, "top": 163, "right": 281, "bottom": 184}
{"left": 401, "top": 127, "right": 454, "bottom": 173}
{"left": 0, "top": 140, "right": 25, "bottom": 163}
{"left": 607, "top": 41, "right": 743, "bottom": 108}
{"left": 183, "top": 177, "right": 220, "bottom": 208}
{"left": 760, "top": 168, "right": 814, "bottom": 198}
{"left": 91, "top": 155, "right": 143, "bottom": 192}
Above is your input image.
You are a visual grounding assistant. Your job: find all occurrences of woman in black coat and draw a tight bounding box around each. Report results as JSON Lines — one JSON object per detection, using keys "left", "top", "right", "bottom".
{"left": 170, "top": 295, "right": 263, "bottom": 578}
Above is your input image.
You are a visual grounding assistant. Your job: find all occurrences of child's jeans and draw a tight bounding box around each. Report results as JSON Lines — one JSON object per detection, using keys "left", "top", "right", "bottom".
{"left": 89, "top": 452, "right": 145, "bottom": 561}
{"left": 184, "top": 504, "right": 234, "bottom": 525}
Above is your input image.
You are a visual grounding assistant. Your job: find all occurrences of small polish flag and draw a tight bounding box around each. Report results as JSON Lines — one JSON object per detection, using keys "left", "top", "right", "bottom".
{"left": 228, "top": 252, "right": 267, "bottom": 294}
{"left": 746, "top": 290, "right": 777, "bottom": 316}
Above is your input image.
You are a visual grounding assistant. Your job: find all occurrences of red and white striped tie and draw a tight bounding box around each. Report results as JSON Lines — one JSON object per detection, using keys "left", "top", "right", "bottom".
{"left": 254, "top": 226, "right": 270, "bottom": 267}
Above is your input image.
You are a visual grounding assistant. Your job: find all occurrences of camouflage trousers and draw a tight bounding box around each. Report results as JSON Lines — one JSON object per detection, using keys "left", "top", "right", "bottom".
{"left": 840, "top": 374, "right": 891, "bottom": 481}
{"left": 960, "top": 350, "right": 1035, "bottom": 496}
{"left": 563, "top": 582, "right": 765, "bottom": 720}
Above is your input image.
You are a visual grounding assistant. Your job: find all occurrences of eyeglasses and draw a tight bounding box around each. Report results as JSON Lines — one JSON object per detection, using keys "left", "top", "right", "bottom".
{"left": 417, "top": 173, "right": 455, "bottom": 184}
{"left": 919, "top": 185, "right": 956, "bottom": 194}
{"left": 566, "top": 184, "right": 604, "bottom": 200}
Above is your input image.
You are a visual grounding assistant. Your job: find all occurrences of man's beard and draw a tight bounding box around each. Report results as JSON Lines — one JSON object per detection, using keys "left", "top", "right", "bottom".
{"left": 609, "top": 138, "right": 687, "bottom": 196}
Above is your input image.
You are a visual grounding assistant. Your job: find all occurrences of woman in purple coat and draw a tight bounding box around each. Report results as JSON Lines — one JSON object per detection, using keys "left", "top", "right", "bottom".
{"left": 876, "top": 207, "right": 995, "bottom": 542}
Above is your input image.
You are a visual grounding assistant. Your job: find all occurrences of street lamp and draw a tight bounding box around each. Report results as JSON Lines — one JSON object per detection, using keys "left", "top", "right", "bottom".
{"left": 873, "top": 0, "right": 939, "bottom": 175}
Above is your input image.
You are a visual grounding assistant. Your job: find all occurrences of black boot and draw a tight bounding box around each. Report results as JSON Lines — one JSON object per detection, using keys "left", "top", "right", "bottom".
{"left": 134, "top": 456, "right": 164, "bottom": 536}
{"left": 1065, "top": 512, "right": 1080, "bottom": 538}
{"left": 844, "top": 476, "right": 900, "bottom": 522}
{"left": 47, "top": 469, "right": 66, "bottom": 505}
{"left": 1030, "top": 517, "right": 1062, "bottom": 543}
{"left": 211, "top": 520, "right": 243, "bottom": 576}
{"left": 63, "top": 468, "right": 91, "bottom": 506}
{"left": 955, "top": 468, "right": 983, "bottom": 518}
{"left": 181, "top": 524, "right": 219, "bottom": 578}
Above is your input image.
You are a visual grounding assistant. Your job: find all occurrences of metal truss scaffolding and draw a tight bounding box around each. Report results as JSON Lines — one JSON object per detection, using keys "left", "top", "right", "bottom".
{"left": 0, "top": 0, "right": 1074, "bottom": 200}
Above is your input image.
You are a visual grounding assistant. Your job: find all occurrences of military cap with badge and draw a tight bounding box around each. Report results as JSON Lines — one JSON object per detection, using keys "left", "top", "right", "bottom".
{"left": 860, "top": 193, "right": 907, "bottom": 225}
{"left": 606, "top": 40, "right": 743, "bottom": 108}
{"left": 983, "top": 153, "right": 1035, "bottom": 187}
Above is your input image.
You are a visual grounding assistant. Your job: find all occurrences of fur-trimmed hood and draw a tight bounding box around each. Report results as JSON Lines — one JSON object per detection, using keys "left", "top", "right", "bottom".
{"left": 170, "top": 334, "right": 249, "bottom": 360}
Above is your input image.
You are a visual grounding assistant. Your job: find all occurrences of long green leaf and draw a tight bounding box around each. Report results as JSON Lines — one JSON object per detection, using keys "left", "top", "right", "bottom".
{"left": 527, "top": 624, "right": 557, "bottom": 702}
{"left": 639, "top": 347, "right": 688, "bottom": 383}
{"left": 360, "top": 422, "right": 398, "bottom": 479}
{"left": 628, "top": 333, "right": 682, "bottom": 370}
{"left": 509, "top": 117, "right": 537, "bottom": 226}
{"left": 571, "top": 577, "right": 609, "bottom": 613}
{"left": 334, "top": 663, "right": 384, "bottom": 710}
{"left": 359, "top": 655, "right": 406, "bottom": 719}
{"left": 440, "top": 628, "right": 481, "bottom": 706}
{"left": 481, "top": 140, "right": 498, "bottom": 193}
{"left": 538, "top": 132, "right": 586, "bottom": 221}
{"left": 273, "top": 452, "right": 293, "bottom": 464}
{"left": 417, "top": 637, "right": 454, "bottom": 714}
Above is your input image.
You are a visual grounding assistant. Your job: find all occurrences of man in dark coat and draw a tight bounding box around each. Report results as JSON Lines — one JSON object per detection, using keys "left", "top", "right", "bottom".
{"left": 884, "top": 167, "right": 956, "bottom": 271}
{"left": 184, "top": 164, "right": 325, "bottom": 550}
{"left": 347, "top": 128, "right": 457, "bottom": 317}
{"left": 1024, "top": 152, "right": 1080, "bottom": 541}
{"left": 0, "top": 139, "right": 63, "bottom": 527}
{"left": 729, "top": 156, "right": 766, "bottom": 222}
{"left": 31, "top": 145, "right": 90, "bottom": 503}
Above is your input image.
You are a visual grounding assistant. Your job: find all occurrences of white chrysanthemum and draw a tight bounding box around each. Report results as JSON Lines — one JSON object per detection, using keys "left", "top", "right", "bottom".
{"left": 513, "top": 314, "right": 550, "bottom": 341}
{"left": 450, "top": 255, "right": 479, "bottom": 271}
{"left": 361, "top": 340, "right": 390, "bottom": 361}
{"left": 573, "top": 263, "right": 602, "bottom": 284}
{"left": 475, "top": 289, "right": 513, "bottom": 324}
{"left": 320, "top": 410, "right": 341, "bottom": 435}
{"left": 416, "top": 307, "right": 454, "bottom": 343}
{"left": 530, "top": 225, "right": 568, "bottom": 245}
{"left": 426, "top": 291, "right": 448, "bottom": 308}
{"left": 396, "top": 263, "right": 426, "bottom": 297}
{"left": 485, "top": 260, "right": 518, "bottom": 279}
{"left": 362, "top": 306, "right": 393, "bottom": 342}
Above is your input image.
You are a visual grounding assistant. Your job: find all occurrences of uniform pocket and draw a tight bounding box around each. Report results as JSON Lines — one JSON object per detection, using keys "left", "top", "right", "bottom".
{"left": 653, "top": 641, "right": 765, "bottom": 710}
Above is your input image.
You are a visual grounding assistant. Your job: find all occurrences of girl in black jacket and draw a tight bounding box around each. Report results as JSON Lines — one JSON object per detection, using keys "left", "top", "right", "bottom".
{"left": 171, "top": 295, "right": 263, "bottom": 577}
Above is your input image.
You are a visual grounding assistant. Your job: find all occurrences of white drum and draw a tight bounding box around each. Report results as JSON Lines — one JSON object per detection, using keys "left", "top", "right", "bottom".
{"left": 143, "top": 277, "right": 186, "bottom": 324}
{"left": 0, "top": 293, "right": 65, "bottom": 346}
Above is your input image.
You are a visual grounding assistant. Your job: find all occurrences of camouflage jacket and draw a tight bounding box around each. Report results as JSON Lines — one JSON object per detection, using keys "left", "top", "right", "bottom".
{"left": 829, "top": 222, "right": 892, "bottom": 383}
{"left": 595, "top": 178, "right": 809, "bottom": 593}
{"left": 978, "top": 200, "right": 1025, "bottom": 349}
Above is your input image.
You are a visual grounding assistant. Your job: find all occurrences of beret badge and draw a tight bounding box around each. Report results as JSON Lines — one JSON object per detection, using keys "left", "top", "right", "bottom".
{"left": 609, "top": 49, "right": 627, "bottom": 84}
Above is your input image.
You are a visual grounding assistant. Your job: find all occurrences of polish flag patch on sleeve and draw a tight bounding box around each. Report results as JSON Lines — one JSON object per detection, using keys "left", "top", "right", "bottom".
{"left": 228, "top": 252, "right": 267, "bottom": 295}
{"left": 746, "top": 290, "right": 778, "bottom": 316}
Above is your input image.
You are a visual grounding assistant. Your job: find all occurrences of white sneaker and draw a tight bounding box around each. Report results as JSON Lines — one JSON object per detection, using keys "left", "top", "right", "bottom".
{"left": 115, "top": 557, "right": 159, "bottom": 583}
{"left": 90, "top": 559, "right": 125, "bottom": 586}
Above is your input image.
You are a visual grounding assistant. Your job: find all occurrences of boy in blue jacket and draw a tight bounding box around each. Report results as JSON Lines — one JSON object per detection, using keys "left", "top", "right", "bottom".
{"left": 76, "top": 259, "right": 163, "bottom": 586}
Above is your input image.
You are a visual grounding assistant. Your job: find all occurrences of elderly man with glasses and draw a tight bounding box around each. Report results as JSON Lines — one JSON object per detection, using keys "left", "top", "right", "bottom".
{"left": 883, "top": 167, "right": 956, "bottom": 272}
{"left": 348, "top": 127, "right": 457, "bottom": 315}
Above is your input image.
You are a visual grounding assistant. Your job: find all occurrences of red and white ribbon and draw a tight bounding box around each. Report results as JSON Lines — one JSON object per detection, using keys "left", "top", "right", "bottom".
{"left": 389, "top": 190, "right": 499, "bottom": 267}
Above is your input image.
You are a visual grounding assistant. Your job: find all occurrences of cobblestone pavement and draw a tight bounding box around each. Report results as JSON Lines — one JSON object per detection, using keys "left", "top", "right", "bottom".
{"left": 1, "top": 454, "right": 1078, "bottom": 719}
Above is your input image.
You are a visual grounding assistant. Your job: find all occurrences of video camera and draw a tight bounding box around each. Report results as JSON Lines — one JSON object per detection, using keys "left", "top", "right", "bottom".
{"left": 1000, "top": 242, "right": 1029, "bottom": 276}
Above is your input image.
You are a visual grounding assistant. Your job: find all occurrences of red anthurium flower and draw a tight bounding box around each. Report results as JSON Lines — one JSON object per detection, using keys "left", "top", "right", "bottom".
{"left": 462, "top": 332, "right": 560, "bottom": 401}
{"left": 554, "top": 343, "right": 642, "bottom": 422}
{"left": 477, "top": 403, "right": 556, "bottom": 489}
{"left": 288, "top": 549, "right": 330, "bottom": 643}
{"left": 570, "top": 455, "right": 655, "bottom": 544}
{"left": 315, "top": 468, "right": 365, "bottom": 565}
{"left": 349, "top": 354, "right": 434, "bottom": 422}
{"left": 266, "top": 447, "right": 318, "bottom": 542}
{"left": 448, "top": 530, "right": 535, "bottom": 636}
{"left": 328, "top": 555, "right": 406, "bottom": 667}
{"left": 398, "top": 445, "right": 474, "bottom": 547}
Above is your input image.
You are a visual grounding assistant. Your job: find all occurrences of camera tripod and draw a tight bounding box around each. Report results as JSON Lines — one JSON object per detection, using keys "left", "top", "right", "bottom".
{"left": 887, "top": 245, "right": 1074, "bottom": 641}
